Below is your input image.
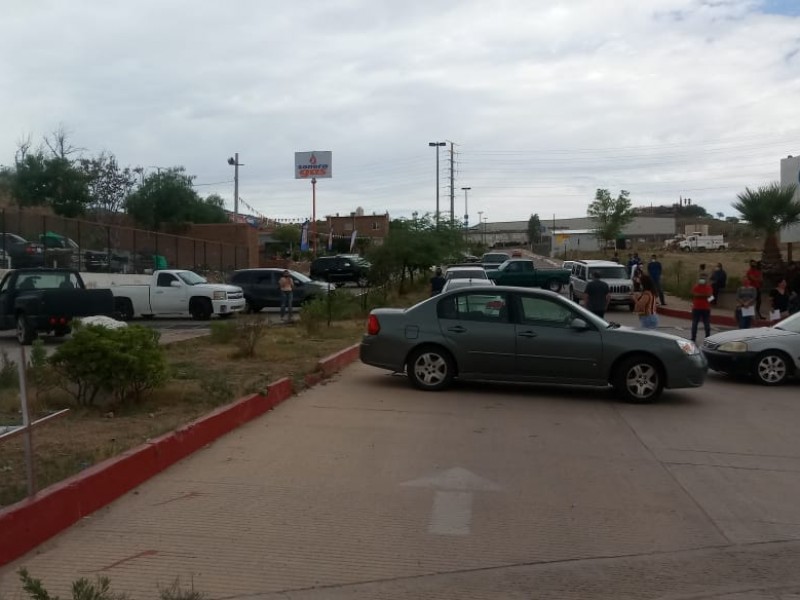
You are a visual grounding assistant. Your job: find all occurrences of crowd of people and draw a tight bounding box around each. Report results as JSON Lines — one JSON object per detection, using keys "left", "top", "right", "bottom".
{"left": 605, "top": 251, "right": 800, "bottom": 338}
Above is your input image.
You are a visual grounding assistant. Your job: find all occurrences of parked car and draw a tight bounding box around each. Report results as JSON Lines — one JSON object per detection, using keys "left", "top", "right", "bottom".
{"left": 444, "top": 266, "right": 489, "bottom": 281}
{"left": 569, "top": 260, "right": 634, "bottom": 311}
{"left": 109, "top": 269, "right": 245, "bottom": 320}
{"left": 481, "top": 252, "right": 511, "bottom": 268}
{"left": 360, "top": 285, "right": 707, "bottom": 402}
{"left": 441, "top": 278, "right": 495, "bottom": 293}
{"left": 0, "top": 268, "right": 114, "bottom": 344}
{"left": 702, "top": 311, "right": 800, "bottom": 385}
{"left": 228, "top": 268, "right": 330, "bottom": 312}
{"left": 0, "top": 233, "right": 45, "bottom": 268}
{"left": 310, "top": 255, "right": 370, "bottom": 286}
{"left": 485, "top": 259, "right": 571, "bottom": 292}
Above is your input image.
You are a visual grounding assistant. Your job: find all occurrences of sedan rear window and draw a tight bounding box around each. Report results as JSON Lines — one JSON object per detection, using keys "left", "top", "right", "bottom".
{"left": 438, "top": 293, "right": 508, "bottom": 323}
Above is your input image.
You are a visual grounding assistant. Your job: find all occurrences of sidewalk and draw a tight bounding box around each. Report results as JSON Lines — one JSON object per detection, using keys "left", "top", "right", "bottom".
{"left": 657, "top": 293, "right": 772, "bottom": 328}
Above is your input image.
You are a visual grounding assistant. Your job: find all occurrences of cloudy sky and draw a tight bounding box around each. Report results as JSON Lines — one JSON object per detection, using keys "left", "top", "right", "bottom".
{"left": 2, "top": 0, "right": 799, "bottom": 225}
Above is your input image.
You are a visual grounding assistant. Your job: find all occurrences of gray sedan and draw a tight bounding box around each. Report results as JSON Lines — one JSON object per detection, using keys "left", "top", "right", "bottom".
{"left": 360, "top": 285, "right": 707, "bottom": 403}
{"left": 702, "top": 311, "right": 800, "bottom": 385}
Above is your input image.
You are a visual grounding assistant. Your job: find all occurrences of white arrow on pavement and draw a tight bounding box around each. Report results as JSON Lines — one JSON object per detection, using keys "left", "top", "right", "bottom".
{"left": 401, "top": 467, "right": 502, "bottom": 536}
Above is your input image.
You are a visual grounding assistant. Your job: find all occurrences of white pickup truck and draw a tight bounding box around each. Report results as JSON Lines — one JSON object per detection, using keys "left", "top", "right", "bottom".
{"left": 110, "top": 270, "right": 245, "bottom": 320}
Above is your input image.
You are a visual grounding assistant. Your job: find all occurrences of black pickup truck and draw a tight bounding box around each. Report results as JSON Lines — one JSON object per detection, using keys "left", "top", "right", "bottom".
{"left": 0, "top": 268, "right": 115, "bottom": 344}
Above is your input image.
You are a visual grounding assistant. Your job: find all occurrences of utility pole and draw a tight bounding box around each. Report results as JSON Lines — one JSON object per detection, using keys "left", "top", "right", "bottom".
{"left": 227, "top": 153, "right": 243, "bottom": 219}
{"left": 449, "top": 142, "right": 455, "bottom": 226}
{"left": 428, "top": 142, "right": 446, "bottom": 228}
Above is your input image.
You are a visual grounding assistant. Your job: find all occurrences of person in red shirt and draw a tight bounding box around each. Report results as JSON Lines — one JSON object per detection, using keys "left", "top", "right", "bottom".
{"left": 690, "top": 272, "right": 713, "bottom": 342}
{"left": 746, "top": 259, "right": 764, "bottom": 318}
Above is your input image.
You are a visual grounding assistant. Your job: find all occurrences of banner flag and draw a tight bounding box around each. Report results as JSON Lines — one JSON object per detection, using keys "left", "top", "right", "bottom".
{"left": 300, "top": 220, "right": 309, "bottom": 251}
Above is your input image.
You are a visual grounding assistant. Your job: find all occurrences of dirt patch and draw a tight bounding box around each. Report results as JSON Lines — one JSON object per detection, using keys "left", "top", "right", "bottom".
{"left": 0, "top": 319, "right": 366, "bottom": 507}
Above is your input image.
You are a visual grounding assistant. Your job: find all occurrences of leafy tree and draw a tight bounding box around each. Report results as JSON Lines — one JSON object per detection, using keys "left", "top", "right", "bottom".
{"left": 527, "top": 213, "right": 542, "bottom": 245}
{"left": 587, "top": 189, "right": 635, "bottom": 245}
{"left": 125, "top": 168, "right": 227, "bottom": 229}
{"left": 366, "top": 214, "right": 463, "bottom": 290}
{"left": 7, "top": 130, "right": 91, "bottom": 217}
{"left": 78, "top": 152, "right": 137, "bottom": 216}
{"left": 272, "top": 223, "right": 301, "bottom": 246}
{"left": 733, "top": 182, "right": 800, "bottom": 274}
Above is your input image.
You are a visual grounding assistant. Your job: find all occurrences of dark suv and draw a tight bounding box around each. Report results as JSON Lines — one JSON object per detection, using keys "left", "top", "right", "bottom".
{"left": 309, "top": 255, "right": 370, "bottom": 286}
{"left": 228, "top": 268, "right": 330, "bottom": 313}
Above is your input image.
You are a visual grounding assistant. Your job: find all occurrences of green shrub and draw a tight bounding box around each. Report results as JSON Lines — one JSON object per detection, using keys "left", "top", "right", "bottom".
{"left": 49, "top": 324, "right": 168, "bottom": 406}
{"left": 28, "top": 339, "right": 55, "bottom": 402}
{"left": 233, "top": 315, "right": 270, "bottom": 358}
{"left": 17, "top": 569, "right": 206, "bottom": 600}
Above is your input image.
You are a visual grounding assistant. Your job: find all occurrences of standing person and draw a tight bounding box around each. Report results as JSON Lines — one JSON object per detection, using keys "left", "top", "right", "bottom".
{"left": 709, "top": 263, "right": 727, "bottom": 305}
{"left": 634, "top": 274, "right": 658, "bottom": 329}
{"left": 279, "top": 270, "right": 294, "bottom": 321}
{"left": 430, "top": 267, "right": 446, "bottom": 296}
{"left": 631, "top": 264, "right": 644, "bottom": 292}
{"left": 690, "top": 272, "right": 713, "bottom": 342}
{"left": 647, "top": 254, "right": 666, "bottom": 305}
{"left": 769, "top": 278, "right": 790, "bottom": 321}
{"left": 583, "top": 271, "right": 610, "bottom": 318}
{"left": 736, "top": 276, "right": 757, "bottom": 329}
{"left": 746, "top": 260, "right": 764, "bottom": 318}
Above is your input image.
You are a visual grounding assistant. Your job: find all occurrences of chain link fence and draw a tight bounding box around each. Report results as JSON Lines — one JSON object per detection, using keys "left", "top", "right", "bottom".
{"left": 0, "top": 209, "right": 249, "bottom": 279}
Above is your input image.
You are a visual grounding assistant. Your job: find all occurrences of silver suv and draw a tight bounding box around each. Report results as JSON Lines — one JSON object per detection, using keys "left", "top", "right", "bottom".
{"left": 569, "top": 260, "right": 634, "bottom": 311}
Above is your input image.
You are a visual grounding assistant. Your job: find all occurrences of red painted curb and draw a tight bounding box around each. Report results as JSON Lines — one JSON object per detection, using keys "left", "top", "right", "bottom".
{"left": 0, "top": 377, "right": 293, "bottom": 566}
{"left": 657, "top": 306, "right": 771, "bottom": 328}
{"left": 317, "top": 343, "right": 360, "bottom": 377}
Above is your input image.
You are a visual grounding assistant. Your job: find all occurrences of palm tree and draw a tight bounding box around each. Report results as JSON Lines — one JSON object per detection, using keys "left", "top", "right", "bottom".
{"left": 733, "top": 182, "right": 800, "bottom": 278}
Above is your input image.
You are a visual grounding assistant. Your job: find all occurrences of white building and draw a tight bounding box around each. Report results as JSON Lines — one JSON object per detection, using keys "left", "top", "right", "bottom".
{"left": 467, "top": 216, "right": 676, "bottom": 253}
{"left": 780, "top": 155, "right": 800, "bottom": 245}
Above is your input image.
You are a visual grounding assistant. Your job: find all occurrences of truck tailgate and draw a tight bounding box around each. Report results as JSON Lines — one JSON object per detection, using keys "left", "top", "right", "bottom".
{"left": 41, "top": 289, "right": 115, "bottom": 318}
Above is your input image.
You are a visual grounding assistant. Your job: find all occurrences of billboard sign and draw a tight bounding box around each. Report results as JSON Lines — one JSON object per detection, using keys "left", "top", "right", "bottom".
{"left": 295, "top": 151, "right": 332, "bottom": 179}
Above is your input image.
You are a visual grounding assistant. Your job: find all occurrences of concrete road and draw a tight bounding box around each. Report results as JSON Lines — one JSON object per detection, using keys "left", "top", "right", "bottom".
{"left": 2, "top": 346, "right": 800, "bottom": 598}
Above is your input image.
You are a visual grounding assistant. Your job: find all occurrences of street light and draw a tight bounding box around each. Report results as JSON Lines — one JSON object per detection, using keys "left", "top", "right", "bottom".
{"left": 478, "top": 210, "right": 483, "bottom": 246}
{"left": 461, "top": 187, "right": 471, "bottom": 230}
{"left": 227, "top": 153, "right": 244, "bottom": 219}
{"left": 428, "top": 142, "right": 446, "bottom": 227}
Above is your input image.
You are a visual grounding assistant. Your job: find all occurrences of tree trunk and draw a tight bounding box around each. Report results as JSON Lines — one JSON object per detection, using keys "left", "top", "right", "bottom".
{"left": 761, "top": 232, "right": 785, "bottom": 287}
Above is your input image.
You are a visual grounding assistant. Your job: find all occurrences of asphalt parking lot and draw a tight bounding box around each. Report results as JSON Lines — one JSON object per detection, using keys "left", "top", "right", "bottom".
{"left": 2, "top": 303, "right": 799, "bottom": 599}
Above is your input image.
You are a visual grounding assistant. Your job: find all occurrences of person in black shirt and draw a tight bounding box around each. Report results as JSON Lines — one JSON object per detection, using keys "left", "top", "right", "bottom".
{"left": 430, "top": 267, "right": 446, "bottom": 296}
{"left": 584, "top": 271, "right": 610, "bottom": 318}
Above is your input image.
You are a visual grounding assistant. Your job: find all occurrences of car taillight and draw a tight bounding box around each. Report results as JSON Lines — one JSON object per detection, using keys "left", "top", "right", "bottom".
{"left": 367, "top": 314, "right": 380, "bottom": 335}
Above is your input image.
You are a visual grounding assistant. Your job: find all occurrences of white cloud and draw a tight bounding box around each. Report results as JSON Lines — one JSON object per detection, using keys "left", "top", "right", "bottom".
{"left": 1, "top": 0, "right": 798, "bottom": 222}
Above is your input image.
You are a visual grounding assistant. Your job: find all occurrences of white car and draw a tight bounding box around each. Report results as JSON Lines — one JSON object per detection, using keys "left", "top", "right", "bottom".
{"left": 442, "top": 267, "right": 494, "bottom": 293}
{"left": 445, "top": 266, "right": 489, "bottom": 281}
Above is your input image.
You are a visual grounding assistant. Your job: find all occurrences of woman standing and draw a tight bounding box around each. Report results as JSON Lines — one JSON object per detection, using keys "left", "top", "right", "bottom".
{"left": 634, "top": 274, "right": 658, "bottom": 329}
{"left": 736, "top": 276, "right": 758, "bottom": 329}
{"left": 769, "top": 279, "right": 790, "bottom": 321}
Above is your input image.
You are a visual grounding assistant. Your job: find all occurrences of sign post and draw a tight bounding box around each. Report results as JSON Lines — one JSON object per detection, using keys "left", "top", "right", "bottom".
{"left": 295, "top": 151, "right": 332, "bottom": 257}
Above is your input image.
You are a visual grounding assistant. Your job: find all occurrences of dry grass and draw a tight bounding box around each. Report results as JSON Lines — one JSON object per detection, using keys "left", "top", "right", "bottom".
{"left": 0, "top": 279, "right": 432, "bottom": 507}
{"left": 0, "top": 318, "right": 367, "bottom": 507}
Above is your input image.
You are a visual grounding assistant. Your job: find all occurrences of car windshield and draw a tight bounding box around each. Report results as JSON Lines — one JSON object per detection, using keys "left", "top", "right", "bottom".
{"left": 177, "top": 271, "right": 207, "bottom": 286}
{"left": 290, "top": 270, "right": 313, "bottom": 283}
{"left": 483, "top": 254, "right": 509, "bottom": 262}
{"left": 591, "top": 266, "right": 629, "bottom": 279}
{"left": 775, "top": 311, "right": 800, "bottom": 333}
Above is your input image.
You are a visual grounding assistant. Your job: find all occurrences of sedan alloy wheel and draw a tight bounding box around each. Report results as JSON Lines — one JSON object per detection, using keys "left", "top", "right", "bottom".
{"left": 407, "top": 347, "right": 455, "bottom": 391}
{"left": 754, "top": 352, "right": 789, "bottom": 385}
{"left": 614, "top": 355, "right": 663, "bottom": 403}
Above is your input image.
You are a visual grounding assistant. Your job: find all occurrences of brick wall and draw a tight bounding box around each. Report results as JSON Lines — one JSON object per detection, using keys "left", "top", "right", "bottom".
{"left": 186, "top": 223, "right": 259, "bottom": 268}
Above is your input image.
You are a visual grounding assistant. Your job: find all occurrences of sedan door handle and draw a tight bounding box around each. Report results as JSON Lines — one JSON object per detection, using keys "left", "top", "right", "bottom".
{"left": 518, "top": 330, "right": 537, "bottom": 338}
{"left": 447, "top": 326, "right": 467, "bottom": 333}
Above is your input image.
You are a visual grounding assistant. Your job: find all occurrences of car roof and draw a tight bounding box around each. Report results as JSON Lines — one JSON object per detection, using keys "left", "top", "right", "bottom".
{"left": 446, "top": 266, "right": 485, "bottom": 271}
{"left": 578, "top": 260, "right": 622, "bottom": 266}
{"left": 438, "top": 284, "right": 562, "bottom": 298}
